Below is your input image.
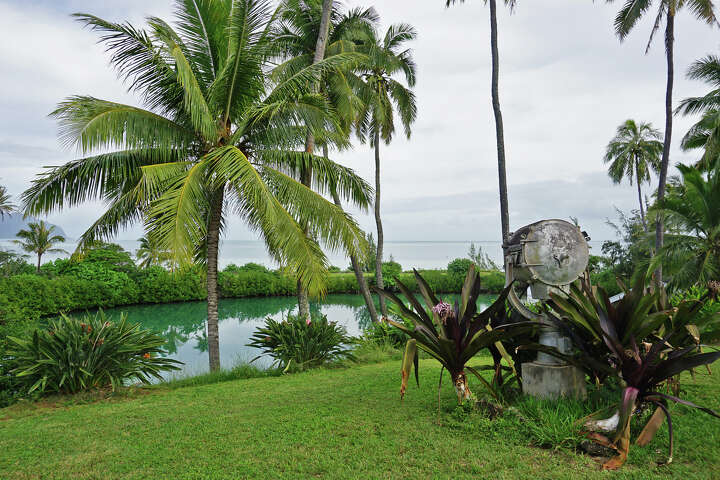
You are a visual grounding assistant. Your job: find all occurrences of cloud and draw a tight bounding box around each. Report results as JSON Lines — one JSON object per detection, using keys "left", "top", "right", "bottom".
{"left": 0, "top": 0, "right": 715, "bottom": 245}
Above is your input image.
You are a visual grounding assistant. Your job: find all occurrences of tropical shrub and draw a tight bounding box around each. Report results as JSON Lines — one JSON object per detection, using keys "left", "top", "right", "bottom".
{"left": 224, "top": 263, "right": 271, "bottom": 275}
{"left": 0, "top": 250, "right": 33, "bottom": 277}
{"left": 478, "top": 270, "right": 506, "bottom": 293}
{"left": 651, "top": 164, "right": 720, "bottom": 289}
{"left": 467, "top": 242, "right": 501, "bottom": 271}
{"left": 361, "top": 319, "right": 409, "bottom": 349}
{"left": 218, "top": 270, "right": 295, "bottom": 297}
{"left": 247, "top": 315, "right": 354, "bottom": 372}
{"left": 0, "top": 316, "right": 41, "bottom": 407}
{"left": 136, "top": 266, "right": 206, "bottom": 304}
{"left": 447, "top": 258, "right": 474, "bottom": 276}
{"left": 670, "top": 285, "right": 720, "bottom": 342}
{"left": 600, "top": 209, "right": 652, "bottom": 283}
{"left": 550, "top": 278, "right": 720, "bottom": 469}
{"left": 0, "top": 250, "right": 495, "bottom": 326}
{"left": 6, "top": 312, "right": 181, "bottom": 395}
{"left": 376, "top": 266, "right": 535, "bottom": 403}
{"left": 380, "top": 260, "right": 402, "bottom": 287}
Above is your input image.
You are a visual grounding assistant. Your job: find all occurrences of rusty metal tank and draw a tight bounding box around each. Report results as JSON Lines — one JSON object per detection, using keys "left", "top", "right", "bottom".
{"left": 504, "top": 219, "right": 590, "bottom": 317}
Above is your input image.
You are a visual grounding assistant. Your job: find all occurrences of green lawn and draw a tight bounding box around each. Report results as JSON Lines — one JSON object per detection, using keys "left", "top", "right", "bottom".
{"left": 1, "top": 359, "right": 719, "bottom": 480}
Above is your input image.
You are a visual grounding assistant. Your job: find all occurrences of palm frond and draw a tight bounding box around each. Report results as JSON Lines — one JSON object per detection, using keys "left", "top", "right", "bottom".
{"left": 173, "top": 0, "right": 232, "bottom": 84}
{"left": 51, "top": 96, "right": 195, "bottom": 157}
{"left": 254, "top": 149, "right": 373, "bottom": 209}
{"left": 72, "top": 13, "right": 185, "bottom": 115}
{"left": 151, "top": 18, "right": 218, "bottom": 140}
{"left": 22, "top": 149, "right": 183, "bottom": 216}
{"left": 144, "top": 160, "right": 210, "bottom": 265}
{"left": 204, "top": 145, "right": 330, "bottom": 294}
{"left": 611, "top": 0, "right": 655, "bottom": 41}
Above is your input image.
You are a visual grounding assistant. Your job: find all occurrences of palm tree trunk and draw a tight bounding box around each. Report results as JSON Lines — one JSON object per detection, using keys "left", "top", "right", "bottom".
{"left": 313, "top": 0, "right": 334, "bottom": 64}
{"left": 636, "top": 161, "right": 647, "bottom": 231}
{"left": 296, "top": 0, "right": 334, "bottom": 323}
{"left": 331, "top": 192, "right": 379, "bottom": 324}
{"left": 489, "top": 0, "right": 510, "bottom": 244}
{"left": 374, "top": 131, "right": 388, "bottom": 317}
{"left": 654, "top": 10, "right": 674, "bottom": 288}
{"left": 36, "top": 252, "right": 42, "bottom": 273}
{"left": 328, "top": 182, "right": 379, "bottom": 324}
{"left": 206, "top": 188, "right": 224, "bottom": 371}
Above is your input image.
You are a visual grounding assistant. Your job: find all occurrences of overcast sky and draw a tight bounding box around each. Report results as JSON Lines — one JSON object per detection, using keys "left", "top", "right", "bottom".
{"left": 0, "top": 0, "right": 717, "bottom": 243}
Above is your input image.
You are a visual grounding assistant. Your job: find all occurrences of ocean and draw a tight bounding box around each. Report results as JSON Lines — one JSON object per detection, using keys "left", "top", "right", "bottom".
{"left": 0, "top": 239, "right": 606, "bottom": 270}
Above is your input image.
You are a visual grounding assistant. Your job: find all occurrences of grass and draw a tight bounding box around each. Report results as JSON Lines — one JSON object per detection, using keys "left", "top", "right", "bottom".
{"left": 1, "top": 358, "right": 720, "bottom": 479}
{"left": 161, "top": 363, "right": 282, "bottom": 390}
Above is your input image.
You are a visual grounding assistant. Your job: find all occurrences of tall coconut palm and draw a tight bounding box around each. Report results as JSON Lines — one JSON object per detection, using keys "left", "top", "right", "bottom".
{"left": 273, "top": 0, "right": 380, "bottom": 322}
{"left": 678, "top": 54, "right": 720, "bottom": 170}
{"left": 604, "top": 119, "right": 663, "bottom": 230}
{"left": 277, "top": 0, "right": 336, "bottom": 322}
{"left": 607, "top": 0, "right": 718, "bottom": 286}
{"left": 355, "top": 24, "right": 417, "bottom": 317}
{"left": 446, "top": 0, "right": 516, "bottom": 244}
{"left": 22, "top": 0, "right": 369, "bottom": 371}
{"left": 0, "top": 184, "right": 15, "bottom": 219}
{"left": 136, "top": 234, "right": 172, "bottom": 269}
{"left": 680, "top": 109, "right": 720, "bottom": 170}
{"left": 13, "top": 221, "right": 67, "bottom": 272}
{"left": 651, "top": 163, "right": 720, "bottom": 289}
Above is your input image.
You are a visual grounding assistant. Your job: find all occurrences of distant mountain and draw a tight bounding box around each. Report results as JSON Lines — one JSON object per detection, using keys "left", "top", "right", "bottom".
{"left": 0, "top": 214, "right": 67, "bottom": 239}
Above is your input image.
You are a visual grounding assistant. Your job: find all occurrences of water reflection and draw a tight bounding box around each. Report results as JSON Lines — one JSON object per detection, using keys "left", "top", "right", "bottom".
{"left": 100, "top": 294, "right": 493, "bottom": 377}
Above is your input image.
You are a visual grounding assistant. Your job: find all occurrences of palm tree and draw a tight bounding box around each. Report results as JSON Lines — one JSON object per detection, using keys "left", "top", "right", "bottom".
{"left": 276, "top": 0, "right": 336, "bottom": 323}
{"left": 273, "top": 0, "right": 379, "bottom": 322}
{"left": 678, "top": 54, "right": 720, "bottom": 170}
{"left": 136, "top": 235, "right": 172, "bottom": 269}
{"left": 0, "top": 184, "right": 15, "bottom": 219}
{"left": 607, "top": 0, "right": 718, "bottom": 286}
{"left": 355, "top": 24, "right": 417, "bottom": 317}
{"left": 680, "top": 109, "right": 720, "bottom": 171}
{"left": 446, "top": 0, "right": 516, "bottom": 243}
{"left": 13, "top": 221, "right": 67, "bottom": 272}
{"left": 604, "top": 120, "right": 663, "bottom": 230}
{"left": 651, "top": 163, "right": 720, "bottom": 289}
{"left": 22, "top": 0, "right": 368, "bottom": 371}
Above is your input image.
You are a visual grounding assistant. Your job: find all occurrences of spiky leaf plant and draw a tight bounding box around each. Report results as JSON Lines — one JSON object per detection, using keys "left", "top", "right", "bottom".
{"left": 375, "top": 265, "right": 536, "bottom": 404}
{"left": 7, "top": 312, "right": 181, "bottom": 395}
{"left": 551, "top": 278, "right": 720, "bottom": 469}
{"left": 247, "top": 314, "right": 354, "bottom": 372}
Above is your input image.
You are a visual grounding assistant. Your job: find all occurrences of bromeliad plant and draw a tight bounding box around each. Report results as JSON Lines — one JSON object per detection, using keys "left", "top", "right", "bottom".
{"left": 7, "top": 312, "right": 181, "bottom": 395}
{"left": 375, "top": 265, "right": 536, "bottom": 404}
{"left": 247, "top": 314, "right": 354, "bottom": 372}
{"left": 551, "top": 277, "right": 720, "bottom": 470}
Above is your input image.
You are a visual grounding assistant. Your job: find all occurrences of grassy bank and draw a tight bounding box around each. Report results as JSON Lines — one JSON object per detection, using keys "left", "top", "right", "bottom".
{"left": 2, "top": 358, "right": 719, "bottom": 479}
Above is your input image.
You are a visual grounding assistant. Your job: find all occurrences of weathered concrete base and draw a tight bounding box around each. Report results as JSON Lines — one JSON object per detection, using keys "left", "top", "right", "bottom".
{"left": 521, "top": 362, "right": 586, "bottom": 400}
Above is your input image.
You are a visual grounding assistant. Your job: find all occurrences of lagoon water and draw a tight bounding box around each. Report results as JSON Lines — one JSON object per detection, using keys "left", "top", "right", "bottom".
{"left": 1, "top": 237, "right": 602, "bottom": 376}
{"left": 100, "top": 293, "right": 495, "bottom": 377}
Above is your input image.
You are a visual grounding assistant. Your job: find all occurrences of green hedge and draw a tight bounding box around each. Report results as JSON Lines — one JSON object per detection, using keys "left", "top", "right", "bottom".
{"left": 0, "top": 242, "right": 507, "bottom": 325}
{"left": 0, "top": 268, "right": 505, "bottom": 323}
{"left": 217, "top": 270, "right": 505, "bottom": 298}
